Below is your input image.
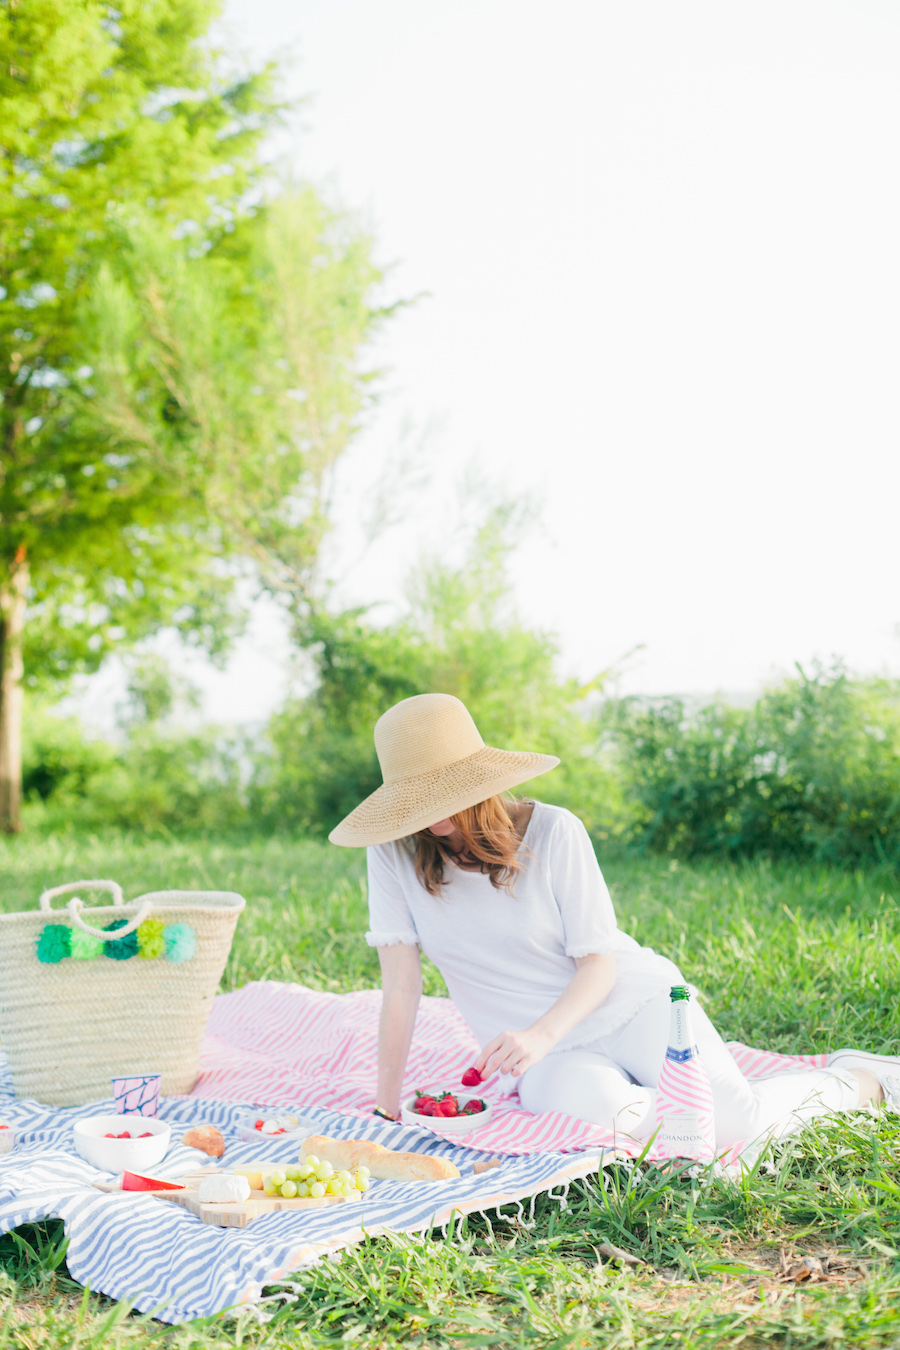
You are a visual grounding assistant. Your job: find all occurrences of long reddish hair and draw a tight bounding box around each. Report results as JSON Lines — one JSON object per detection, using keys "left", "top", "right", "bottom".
{"left": 413, "top": 794, "right": 526, "bottom": 897}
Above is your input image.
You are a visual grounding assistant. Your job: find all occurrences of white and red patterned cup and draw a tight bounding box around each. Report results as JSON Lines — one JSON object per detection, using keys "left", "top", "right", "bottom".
{"left": 111, "top": 1072, "right": 162, "bottom": 1116}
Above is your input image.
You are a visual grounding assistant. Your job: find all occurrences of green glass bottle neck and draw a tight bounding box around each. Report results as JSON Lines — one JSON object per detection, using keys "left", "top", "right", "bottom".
{"left": 670, "top": 985, "right": 690, "bottom": 1002}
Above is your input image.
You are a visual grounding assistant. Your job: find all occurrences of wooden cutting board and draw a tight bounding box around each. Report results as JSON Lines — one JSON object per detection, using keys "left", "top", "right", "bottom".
{"left": 93, "top": 1171, "right": 354, "bottom": 1228}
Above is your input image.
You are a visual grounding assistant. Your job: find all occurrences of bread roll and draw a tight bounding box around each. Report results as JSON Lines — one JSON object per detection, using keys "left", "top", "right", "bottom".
{"left": 301, "top": 1134, "right": 459, "bottom": 1182}
{"left": 182, "top": 1124, "right": 226, "bottom": 1157}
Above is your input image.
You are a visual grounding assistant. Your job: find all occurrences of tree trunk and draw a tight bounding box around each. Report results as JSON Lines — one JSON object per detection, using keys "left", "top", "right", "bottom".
{"left": 0, "top": 546, "right": 28, "bottom": 834}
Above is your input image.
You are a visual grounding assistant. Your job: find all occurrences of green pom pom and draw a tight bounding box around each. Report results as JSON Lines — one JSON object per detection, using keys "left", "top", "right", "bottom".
{"left": 137, "top": 918, "right": 165, "bottom": 959}
{"left": 70, "top": 928, "right": 104, "bottom": 960}
{"left": 36, "top": 924, "right": 71, "bottom": 964}
{"left": 103, "top": 919, "right": 139, "bottom": 960}
{"left": 164, "top": 922, "right": 197, "bottom": 963}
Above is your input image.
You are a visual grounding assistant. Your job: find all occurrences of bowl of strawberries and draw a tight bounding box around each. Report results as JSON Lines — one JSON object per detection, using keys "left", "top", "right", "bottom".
{"left": 400, "top": 1069, "right": 493, "bottom": 1135}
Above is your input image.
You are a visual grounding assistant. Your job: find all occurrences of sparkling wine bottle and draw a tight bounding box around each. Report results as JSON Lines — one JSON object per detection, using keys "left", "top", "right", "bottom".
{"left": 653, "top": 985, "right": 716, "bottom": 1163}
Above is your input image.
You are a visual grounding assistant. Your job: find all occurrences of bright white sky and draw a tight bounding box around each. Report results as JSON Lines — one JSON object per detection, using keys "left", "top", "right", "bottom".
{"left": 75, "top": 0, "right": 900, "bottom": 729}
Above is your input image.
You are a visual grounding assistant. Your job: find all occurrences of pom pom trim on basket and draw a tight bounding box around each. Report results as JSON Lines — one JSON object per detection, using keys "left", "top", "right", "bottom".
{"left": 1, "top": 885, "right": 245, "bottom": 1106}
{"left": 35, "top": 920, "right": 197, "bottom": 965}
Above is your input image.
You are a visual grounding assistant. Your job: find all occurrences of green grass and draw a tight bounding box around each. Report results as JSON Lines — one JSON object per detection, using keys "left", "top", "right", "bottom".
{"left": 1, "top": 830, "right": 900, "bottom": 1348}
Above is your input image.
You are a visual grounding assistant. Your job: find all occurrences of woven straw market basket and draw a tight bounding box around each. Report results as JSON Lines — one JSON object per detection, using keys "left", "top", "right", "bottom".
{"left": 0, "top": 880, "right": 245, "bottom": 1106}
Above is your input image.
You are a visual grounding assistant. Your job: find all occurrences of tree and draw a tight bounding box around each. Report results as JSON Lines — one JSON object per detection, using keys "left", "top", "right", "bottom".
{"left": 252, "top": 504, "right": 625, "bottom": 841}
{"left": 0, "top": 3, "right": 385, "bottom": 829}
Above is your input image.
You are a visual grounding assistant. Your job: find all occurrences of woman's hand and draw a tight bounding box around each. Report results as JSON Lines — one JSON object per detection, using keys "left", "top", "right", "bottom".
{"left": 476, "top": 954, "right": 617, "bottom": 1081}
{"left": 477, "top": 1025, "right": 555, "bottom": 1079}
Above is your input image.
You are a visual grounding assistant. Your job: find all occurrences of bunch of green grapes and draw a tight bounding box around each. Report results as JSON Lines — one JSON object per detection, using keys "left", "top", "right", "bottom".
{"left": 262, "top": 1154, "right": 371, "bottom": 1200}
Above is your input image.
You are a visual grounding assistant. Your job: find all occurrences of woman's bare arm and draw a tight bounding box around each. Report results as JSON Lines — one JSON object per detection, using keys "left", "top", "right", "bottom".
{"left": 375, "top": 943, "right": 423, "bottom": 1116}
{"left": 477, "top": 953, "right": 617, "bottom": 1078}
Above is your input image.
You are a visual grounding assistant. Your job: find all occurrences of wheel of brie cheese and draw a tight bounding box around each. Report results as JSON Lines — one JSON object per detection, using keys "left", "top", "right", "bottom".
{"left": 197, "top": 1174, "right": 252, "bottom": 1203}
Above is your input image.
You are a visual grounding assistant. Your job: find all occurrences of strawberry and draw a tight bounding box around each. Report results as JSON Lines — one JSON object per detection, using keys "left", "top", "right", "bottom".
{"left": 254, "top": 1118, "right": 265, "bottom": 1131}
{"left": 420, "top": 1101, "right": 439, "bottom": 1116}
{"left": 461, "top": 1066, "right": 483, "bottom": 1087}
{"left": 438, "top": 1093, "right": 459, "bottom": 1113}
{"left": 437, "top": 1100, "right": 458, "bottom": 1117}
{"left": 117, "top": 1131, "right": 131, "bottom": 1139}
{"left": 415, "top": 1096, "right": 438, "bottom": 1115}
{"left": 104, "top": 1132, "right": 117, "bottom": 1138}
{"left": 463, "top": 1098, "right": 486, "bottom": 1114}
{"left": 139, "top": 1132, "right": 153, "bottom": 1138}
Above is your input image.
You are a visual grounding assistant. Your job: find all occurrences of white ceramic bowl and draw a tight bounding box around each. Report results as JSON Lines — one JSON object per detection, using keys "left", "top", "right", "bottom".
{"left": 400, "top": 1086, "right": 494, "bottom": 1136}
{"left": 72, "top": 1114, "right": 171, "bottom": 1172}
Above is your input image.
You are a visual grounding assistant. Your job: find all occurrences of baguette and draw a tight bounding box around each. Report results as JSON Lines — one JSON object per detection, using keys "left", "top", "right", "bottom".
{"left": 301, "top": 1134, "right": 459, "bottom": 1182}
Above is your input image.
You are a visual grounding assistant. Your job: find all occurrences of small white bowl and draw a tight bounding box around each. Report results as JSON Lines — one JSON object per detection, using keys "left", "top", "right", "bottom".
{"left": 400, "top": 1086, "right": 494, "bottom": 1136}
{"left": 72, "top": 1115, "right": 171, "bottom": 1172}
{"left": 237, "top": 1112, "right": 321, "bottom": 1144}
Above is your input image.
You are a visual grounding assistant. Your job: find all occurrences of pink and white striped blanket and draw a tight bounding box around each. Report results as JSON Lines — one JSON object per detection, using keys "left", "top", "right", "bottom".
{"left": 192, "top": 981, "right": 827, "bottom": 1157}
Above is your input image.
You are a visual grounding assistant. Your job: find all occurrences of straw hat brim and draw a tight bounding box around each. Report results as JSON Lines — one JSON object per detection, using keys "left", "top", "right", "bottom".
{"left": 328, "top": 745, "right": 560, "bottom": 847}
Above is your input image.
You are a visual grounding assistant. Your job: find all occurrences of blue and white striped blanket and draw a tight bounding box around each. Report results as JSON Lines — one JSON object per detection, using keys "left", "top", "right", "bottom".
{"left": 0, "top": 1057, "right": 599, "bottom": 1324}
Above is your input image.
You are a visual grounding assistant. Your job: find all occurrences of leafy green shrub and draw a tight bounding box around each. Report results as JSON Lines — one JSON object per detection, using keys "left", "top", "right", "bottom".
{"left": 609, "top": 664, "right": 900, "bottom": 866}
{"left": 76, "top": 727, "right": 247, "bottom": 832}
{"left": 23, "top": 706, "right": 247, "bottom": 834}
{"left": 23, "top": 705, "right": 117, "bottom": 804}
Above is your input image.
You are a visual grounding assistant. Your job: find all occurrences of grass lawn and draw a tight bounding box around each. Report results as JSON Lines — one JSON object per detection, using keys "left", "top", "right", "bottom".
{"left": 1, "top": 829, "right": 899, "bottom": 1348}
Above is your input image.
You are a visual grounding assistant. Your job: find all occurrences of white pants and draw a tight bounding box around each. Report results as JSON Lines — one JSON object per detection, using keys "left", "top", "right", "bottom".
{"left": 518, "top": 993, "right": 859, "bottom": 1151}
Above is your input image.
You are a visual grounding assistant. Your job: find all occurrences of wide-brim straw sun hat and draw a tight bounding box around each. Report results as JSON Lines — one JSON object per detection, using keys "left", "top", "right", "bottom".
{"left": 328, "top": 693, "right": 560, "bottom": 848}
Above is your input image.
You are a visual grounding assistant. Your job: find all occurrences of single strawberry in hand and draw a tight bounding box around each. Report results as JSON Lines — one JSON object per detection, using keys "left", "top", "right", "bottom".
{"left": 461, "top": 1066, "right": 483, "bottom": 1088}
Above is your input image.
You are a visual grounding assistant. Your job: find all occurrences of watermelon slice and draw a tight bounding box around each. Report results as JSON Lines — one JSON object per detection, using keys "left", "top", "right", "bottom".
{"left": 121, "top": 1170, "right": 185, "bottom": 1191}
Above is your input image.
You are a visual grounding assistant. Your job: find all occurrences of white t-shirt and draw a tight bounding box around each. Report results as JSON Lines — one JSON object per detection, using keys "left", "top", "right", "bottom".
{"left": 366, "top": 801, "right": 683, "bottom": 1053}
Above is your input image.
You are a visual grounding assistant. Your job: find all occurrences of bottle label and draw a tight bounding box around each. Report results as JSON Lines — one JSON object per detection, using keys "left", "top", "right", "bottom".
{"left": 657, "top": 1111, "right": 710, "bottom": 1156}
{"left": 666, "top": 1044, "right": 700, "bottom": 1063}
{"left": 669, "top": 1002, "right": 697, "bottom": 1052}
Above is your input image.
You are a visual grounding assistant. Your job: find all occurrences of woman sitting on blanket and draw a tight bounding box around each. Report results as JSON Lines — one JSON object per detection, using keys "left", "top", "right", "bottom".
{"left": 329, "top": 693, "right": 899, "bottom": 1150}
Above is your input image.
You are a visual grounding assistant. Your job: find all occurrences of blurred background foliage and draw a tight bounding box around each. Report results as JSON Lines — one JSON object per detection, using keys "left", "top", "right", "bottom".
{"left": 22, "top": 499, "right": 900, "bottom": 868}
{"left": 5, "top": 1, "right": 897, "bottom": 869}
{"left": 607, "top": 666, "right": 900, "bottom": 867}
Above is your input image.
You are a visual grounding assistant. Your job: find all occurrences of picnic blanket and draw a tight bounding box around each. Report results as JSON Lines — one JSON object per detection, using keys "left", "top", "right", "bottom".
{"left": 193, "top": 980, "right": 829, "bottom": 1156}
{"left": 0, "top": 981, "right": 827, "bottom": 1324}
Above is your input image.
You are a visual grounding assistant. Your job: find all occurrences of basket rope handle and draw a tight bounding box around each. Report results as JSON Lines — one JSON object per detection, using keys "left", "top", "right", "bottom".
{"left": 38, "top": 879, "right": 153, "bottom": 940}
{"left": 39, "top": 880, "right": 124, "bottom": 910}
{"left": 65, "top": 897, "right": 154, "bottom": 940}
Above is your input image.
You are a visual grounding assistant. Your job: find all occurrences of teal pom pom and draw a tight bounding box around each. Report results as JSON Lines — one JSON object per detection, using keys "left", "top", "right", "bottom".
{"left": 103, "top": 919, "right": 139, "bottom": 960}
{"left": 164, "top": 922, "right": 197, "bottom": 963}
{"left": 37, "top": 924, "right": 71, "bottom": 963}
